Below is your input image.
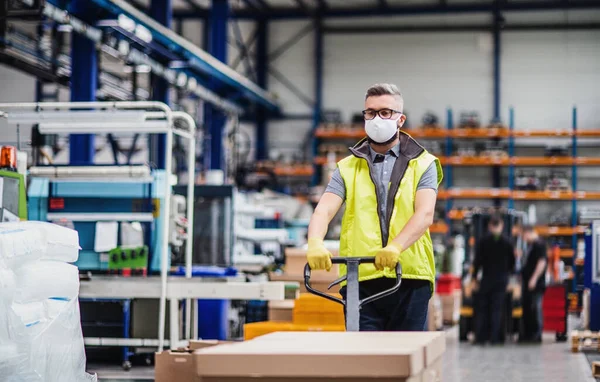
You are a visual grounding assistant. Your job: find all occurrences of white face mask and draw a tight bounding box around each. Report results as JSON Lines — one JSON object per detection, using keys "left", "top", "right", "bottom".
{"left": 364, "top": 115, "right": 399, "bottom": 143}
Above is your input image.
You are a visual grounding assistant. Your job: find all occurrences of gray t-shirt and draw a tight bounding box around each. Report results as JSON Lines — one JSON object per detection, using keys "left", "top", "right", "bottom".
{"left": 324, "top": 144, "right": 439, "bottom": 243}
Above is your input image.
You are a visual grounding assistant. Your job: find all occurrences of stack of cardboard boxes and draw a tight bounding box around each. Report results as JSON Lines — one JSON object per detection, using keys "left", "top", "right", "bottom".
{"left": 246, "top": 293, "right": 345, "bottom": 340}
{"left": 269, "top": 247, "right": 340, "bottom": 294}
{"left": 156, "top": 331, "right": 446, "bottom": 382}
{"left": 427, "top": 294, "right": 443, "bottom": 331}
{"left": 439, "top": 290, "right": 462, "bottom": 325}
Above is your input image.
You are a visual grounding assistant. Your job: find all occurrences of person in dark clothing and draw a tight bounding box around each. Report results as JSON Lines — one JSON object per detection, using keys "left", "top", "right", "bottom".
{"left": 520, "top": 225, "right": 547, "bottom": 343}
{"left": 472, "top": 216, "right": 516, "bottom": 345}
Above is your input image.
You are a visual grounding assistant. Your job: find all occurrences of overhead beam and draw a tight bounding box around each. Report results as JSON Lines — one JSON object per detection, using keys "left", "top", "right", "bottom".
{"left": 240, "top": 0, "right": 261, "bottom": 12}
{"left": 181, "top": 0, "right": 208, "bottom": 16}
{"left": 315, "top": 0, "right": 328, "bottom": 10}
{"left": 294, "top": 0, "right": 310, "bottom": 12}
{"left": 323, "top": 22, "right": 600, "bottom": 34}
{"left": 254, "top": 0, "right": 270, "bottom": 9}
{"left": 79, "top": 0, "right": 278, "bottom": 110}
{"left": 174, "top": 0, "right": 600, "bottom": 19}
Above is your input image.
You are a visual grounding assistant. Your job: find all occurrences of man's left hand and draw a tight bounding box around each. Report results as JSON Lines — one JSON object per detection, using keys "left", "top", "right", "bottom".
{"left": 528, "top": 278, "right": 536, "bottom": 291}
{"left": 375, "top": 242, "right": 403, "bottom": 271}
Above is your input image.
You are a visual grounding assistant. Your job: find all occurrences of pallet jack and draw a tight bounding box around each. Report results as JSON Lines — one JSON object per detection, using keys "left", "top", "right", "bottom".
{"left": 304, "top": 258, "right": 402, "bottom": 331}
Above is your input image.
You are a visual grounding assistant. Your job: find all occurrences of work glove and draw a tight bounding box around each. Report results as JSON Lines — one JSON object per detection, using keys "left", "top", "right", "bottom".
{"left": 374, "top": 242, "right": 403, "bottom": 271}
{"left": 306, "top": 238, "right": 333, "bottom": 271}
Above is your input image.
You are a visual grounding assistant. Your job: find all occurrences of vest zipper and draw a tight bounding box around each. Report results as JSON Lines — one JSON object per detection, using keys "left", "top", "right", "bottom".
{"left": 353, "top": 152, "right": 386, "bottom": 248}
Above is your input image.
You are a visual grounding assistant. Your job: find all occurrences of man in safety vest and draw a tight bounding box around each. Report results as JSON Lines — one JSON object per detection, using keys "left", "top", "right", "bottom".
{"left": 306, "top": 83, "right": 442, "bottom": 331}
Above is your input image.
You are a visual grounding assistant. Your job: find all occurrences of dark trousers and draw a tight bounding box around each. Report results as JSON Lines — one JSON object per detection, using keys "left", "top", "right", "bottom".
{"left": 475, "top": 286, "right": 506, "bottom": 344}
{"left": 339, "top": 278, "right": 430, "bottom": 331}
{"left": 522, "top": 289, "right": 544, "bottom": 341}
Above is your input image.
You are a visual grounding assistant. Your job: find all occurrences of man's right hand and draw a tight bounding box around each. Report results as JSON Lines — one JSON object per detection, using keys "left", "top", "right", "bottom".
{"left": 307, "top": 238, "right": 333, "bottom": 271}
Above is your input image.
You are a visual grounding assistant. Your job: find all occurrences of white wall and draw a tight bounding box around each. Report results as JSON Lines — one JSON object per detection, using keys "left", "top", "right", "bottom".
{"left": 502, "top": 30, "right": 600, "bottom": 130}
{"left": 323, "top": 31, "right": 493, "bottom": 126}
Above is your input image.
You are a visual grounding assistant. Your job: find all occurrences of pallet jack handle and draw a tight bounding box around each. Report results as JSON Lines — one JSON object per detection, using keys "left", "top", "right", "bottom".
{"left": 303, "top": 257, "right": 402, "bottom": 309}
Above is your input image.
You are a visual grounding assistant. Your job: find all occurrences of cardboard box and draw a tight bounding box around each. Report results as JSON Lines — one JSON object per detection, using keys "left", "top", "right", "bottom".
{"left": 284, "top": 247, "right": 339, "bottom": 277}
{"left": 439, "top": 290, "right": 461, "bottom": 324}
{"left": 270, "top": 272, "right": 340, "bottom": 294}
{"left": 427, "top": 295, "right": 443, "bottom": 331}
{"left": 189, "top": 340, "right": 233, "bottom": 350}
{"left": 155, "top": 340, "right": 232, "bottom": 382}
{"left": 195, "top": 331, "right": 445, "bottom": 381}
{"left": 268, "top": 300, "right": 295, "bottom": 322}
{"left": 155, "top": 349, "right": 199, "bottom": 382}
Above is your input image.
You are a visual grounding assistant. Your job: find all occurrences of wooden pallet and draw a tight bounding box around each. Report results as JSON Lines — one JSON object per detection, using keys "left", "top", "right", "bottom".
{"left": 571, "top": 330, "right": 600, "bottom": 353}
{"left": 593, "top": 362, "right": 600, "bottom": 378}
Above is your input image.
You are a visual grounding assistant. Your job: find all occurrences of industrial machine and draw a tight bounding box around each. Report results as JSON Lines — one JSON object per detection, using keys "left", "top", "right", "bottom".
{"left": 459, "top": 210, "right": 525, "bottom": 342}
{"left": 584, "top": 221, "right": 600, "bottom": 331}
{"left": 0, "top": 146, "right": 27, "bottom": 221}
{"left": 28, "top": 165, "right": 174, "bottom": 273}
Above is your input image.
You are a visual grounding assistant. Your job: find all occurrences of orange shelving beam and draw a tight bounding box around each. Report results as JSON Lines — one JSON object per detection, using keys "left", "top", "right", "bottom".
{"left": 440, "top": 156, "right": 509, "bottom": 166}
{"left": 273, "top": 166, "right": 314, "bottom": 177}
{"left": 535, "top": 226, "right": 587, "bottom": 236}
{"left": 316, "top": 126, "right": 600, "bottom": 140}
{"left": 513, "top": 129, "right": 572, "bottom": 137}
{"left": 576, "top": 130, "right": 600, "bottom": 137}
{"left": 512, "top": 157, "right": 574, "bottom": 166}
{"left": 315, "top": 128, "right": 364, "bottom": 139}
{"left": 437, "top": 156, "right": 600, "bottom": 167}
{"left": 451, "top": 128, "right": 510, "bottom": 138}
{"left": 575, "top": 157, "right": 600, "bottom": 165}
{"left": 575, "top": 191, "right": 600, "bottom": 200}
{"left": 440, "top": 188, "right": 512, "bottom": 199}
{"left": 429, "top": 222, "right": 449, "bottom": 234}
{"left": 408, "top": 129, "right": 448, "bottom": 139}
{"left": 512, "top": 190, "right": 573, "bottom": 200}
{"left": 447, "top": 209, "right": 469, "bottom": 220}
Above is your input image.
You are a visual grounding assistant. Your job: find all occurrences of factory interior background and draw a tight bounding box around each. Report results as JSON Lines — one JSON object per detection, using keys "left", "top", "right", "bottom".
{"left": 0, "top": 0, "right": 599, "bottom": 381}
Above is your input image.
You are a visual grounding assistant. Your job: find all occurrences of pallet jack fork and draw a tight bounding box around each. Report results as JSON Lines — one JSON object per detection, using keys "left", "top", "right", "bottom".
{"left": 304, "top": 257, "right": 402, "bottom": 331}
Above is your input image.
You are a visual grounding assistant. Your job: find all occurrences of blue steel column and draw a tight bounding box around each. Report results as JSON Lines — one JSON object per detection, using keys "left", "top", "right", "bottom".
{"left": 255, "top": 20, "right": 268, "bottom": 160}
{"left": 445, "top": 108, "right": 454, "bottom": 225}
{"left": 492, "top": 5, "right": 502, "bottom": 206}
{"left": 69, "top": 0, "right": 97, "bottom": 165}
{"left": 205, "top": 0, "right": 229, "bottom": 170}
{"left": 311, "top": 18, "right": 323, "bottom": 185}
{"left": 508, "top": 107, "right": 515, "bottom": 209}
{"left": 150, "top": 0, "right": 172, "bottom": 169}
{"left": 572, "top": 107, "right": 578, "bottom": 252}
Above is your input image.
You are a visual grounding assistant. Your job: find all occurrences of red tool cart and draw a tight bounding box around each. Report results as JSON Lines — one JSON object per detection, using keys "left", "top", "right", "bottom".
{"left": 542, "top": 281, "right": 568, "bottom": 342}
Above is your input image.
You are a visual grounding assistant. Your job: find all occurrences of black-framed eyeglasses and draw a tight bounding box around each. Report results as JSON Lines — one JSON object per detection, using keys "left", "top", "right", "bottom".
{"left": 362, "top": 108, "right": 402, "bottom": 120}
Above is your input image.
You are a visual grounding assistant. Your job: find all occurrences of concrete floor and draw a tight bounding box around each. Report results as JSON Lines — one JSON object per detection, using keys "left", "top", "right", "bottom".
{"left": 442, "top": 327, "right": 597, "bottom": 382}
{"left": 90, "top": 328, "right": 597, "bottom": 382}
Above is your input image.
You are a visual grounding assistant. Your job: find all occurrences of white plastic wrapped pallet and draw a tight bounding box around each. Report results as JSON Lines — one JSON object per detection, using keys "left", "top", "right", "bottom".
{"left": 0, "top": 221, "right": 80, "bottom": 267}
{"left": 0, "top": 221, "right": 96, "bottom": 382}
{"left": 13, "top": 261, "right": 80, "bottom": 303}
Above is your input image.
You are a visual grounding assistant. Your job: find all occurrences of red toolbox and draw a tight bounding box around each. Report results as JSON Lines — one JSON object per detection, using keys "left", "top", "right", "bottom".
{"left": 542, "top": 283, "right": 568, "bottom": 341}
{"left": 436, "top": 274, "right": 461, "bottom": 295}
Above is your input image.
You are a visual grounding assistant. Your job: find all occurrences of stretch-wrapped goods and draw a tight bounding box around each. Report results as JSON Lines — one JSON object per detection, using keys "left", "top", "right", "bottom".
{"left": 0, "top": 221, "right": 80, "bottom": 268}
{"left": 0, "top": 221, "right": 96, "bottom": 382}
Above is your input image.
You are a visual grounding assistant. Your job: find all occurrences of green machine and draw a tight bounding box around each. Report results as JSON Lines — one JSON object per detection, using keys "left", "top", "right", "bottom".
{"left": 0, "top": 169, "right": 27, "bottom": 222}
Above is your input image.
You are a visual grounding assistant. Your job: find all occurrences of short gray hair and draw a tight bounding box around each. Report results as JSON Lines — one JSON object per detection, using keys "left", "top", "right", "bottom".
{"left": 365, "top": 83, "right": 404, "bottom": 111}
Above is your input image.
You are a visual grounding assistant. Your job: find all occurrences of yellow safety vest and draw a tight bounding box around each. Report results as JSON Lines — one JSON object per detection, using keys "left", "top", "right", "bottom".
{"left": 337, "top": 131, "right": 443, "bottom": 289}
